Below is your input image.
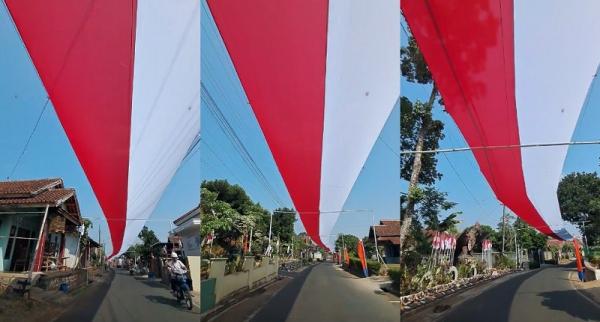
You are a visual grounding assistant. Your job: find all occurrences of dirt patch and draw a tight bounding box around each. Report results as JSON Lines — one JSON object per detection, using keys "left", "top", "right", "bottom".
{"left": 0, "top": 296, "right": 62, "bottom": 322}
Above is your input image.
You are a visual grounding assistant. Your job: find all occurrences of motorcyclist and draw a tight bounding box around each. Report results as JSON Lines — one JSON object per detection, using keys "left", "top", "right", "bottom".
{"left": 166, "top": 252, "right": 189, "bottom": 296}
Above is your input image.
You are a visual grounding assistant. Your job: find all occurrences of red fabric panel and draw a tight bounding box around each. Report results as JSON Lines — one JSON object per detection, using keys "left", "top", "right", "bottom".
{"left": 6, "top": 0, "right": 137, "bottom": 254}
{"left": 207, "top": 0, "right": 328, "bottom": 247}
{"left": 402, "top": 0, "right": 559, "bottom": 238}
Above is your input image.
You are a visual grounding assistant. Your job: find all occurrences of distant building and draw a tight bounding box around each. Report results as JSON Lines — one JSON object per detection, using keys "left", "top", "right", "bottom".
{"left": 369, "top": 219, "right": 400, "bottom": 264}
{"left": 170, "top": 206, "right": 200, "bottom": 292}
{"left": 0, "top": 178, "right": 83, "bottom": 272}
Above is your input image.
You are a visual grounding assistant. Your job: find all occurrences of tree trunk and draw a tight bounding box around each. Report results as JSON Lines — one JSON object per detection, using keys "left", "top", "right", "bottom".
{"left": 400, "top": 86, "right": 438, "bottom": 251}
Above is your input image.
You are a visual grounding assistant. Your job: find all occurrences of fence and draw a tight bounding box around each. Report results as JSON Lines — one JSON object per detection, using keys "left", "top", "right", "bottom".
{"left": 207, "top": 256, "right": 279, "bottom": 305}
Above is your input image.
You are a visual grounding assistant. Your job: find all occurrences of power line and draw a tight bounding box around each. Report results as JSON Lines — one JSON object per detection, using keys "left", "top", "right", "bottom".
{"left": 201, "top": 83, "right": 286, "bottom": 208}
{"left": 7, "top": 97, "right": 50, "bottom": 179}
{"left": 400, "top": 140, "right": 600, "bottom": 155}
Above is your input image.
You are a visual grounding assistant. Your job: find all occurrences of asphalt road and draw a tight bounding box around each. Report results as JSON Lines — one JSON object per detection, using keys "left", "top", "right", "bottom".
{"left": 425, "top": 264, "right": 600, "bottom": 322}
{"left": 247, "top": 262, "right": 400, "bottom": 322}
{"left": 54, "top": 269, "right": 199, "bottom": 322}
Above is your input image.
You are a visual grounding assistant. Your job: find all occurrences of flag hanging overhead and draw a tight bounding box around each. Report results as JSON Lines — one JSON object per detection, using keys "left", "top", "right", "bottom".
{"left": 5, "top": 0, "right": 201, "bottom": 256}
{"left": 402, "top": 0, "right": 599, "bottom": 240}
{"left": 207, "top": 0, "right": 400, "bottom": 250}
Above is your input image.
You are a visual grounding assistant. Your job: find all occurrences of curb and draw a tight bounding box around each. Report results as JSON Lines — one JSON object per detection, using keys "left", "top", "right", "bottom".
{"left": 401, "top": 269, "right": 531, "bottom": 319}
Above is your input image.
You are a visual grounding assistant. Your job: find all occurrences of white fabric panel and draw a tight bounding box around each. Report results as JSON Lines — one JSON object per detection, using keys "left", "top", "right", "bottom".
{"left": 119, "top": 0, "right": 200, "bottom": 255}
{"left": 514, "top": 1, "right": 600, "bottom": 239}
{"left": 319, "top": 0, "right": 400, "bottom": 249}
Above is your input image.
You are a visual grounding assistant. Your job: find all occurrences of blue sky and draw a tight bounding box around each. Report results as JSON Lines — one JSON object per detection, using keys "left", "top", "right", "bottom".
{"left": 200, "top": 2, "right": 400, "bottom": 246}
{"left": 0, "top": 6, "right": 201, "bottom": 255}
{"left": 400, "top": 20, "right": 600, "bottom": 231}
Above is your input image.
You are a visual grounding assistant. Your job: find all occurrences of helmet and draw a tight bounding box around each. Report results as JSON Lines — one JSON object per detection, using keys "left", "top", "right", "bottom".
{"left": 171, "top": 252, "right": 178, "bottom": 259}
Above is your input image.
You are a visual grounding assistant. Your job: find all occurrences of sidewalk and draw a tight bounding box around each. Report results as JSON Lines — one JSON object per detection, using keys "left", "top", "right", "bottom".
{"left": 568, "top": 270, "right": 600, "bottom": 307}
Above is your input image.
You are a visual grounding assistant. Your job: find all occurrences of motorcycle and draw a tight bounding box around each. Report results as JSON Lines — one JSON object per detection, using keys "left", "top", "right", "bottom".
{"left": 173, "top": 274, "right": 193, "bottom": 310}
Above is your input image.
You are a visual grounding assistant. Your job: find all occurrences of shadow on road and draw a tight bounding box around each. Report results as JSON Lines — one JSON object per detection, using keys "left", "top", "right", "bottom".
{"left": 250, "top": 264, "right": 318, "bottom": 322}
{"left": 141, "top": 280, "right": 171, "bottom": 289}
{"left": 54, "top": 269, "right": 115, "bottom": 322}
{"left": 440, "top": 270, "right": 538, "bottom": 322}
{"left": 145, "top": 295, "right": 180, "bottom": 307}
{"left": 539, "top": 290, "right": 600, "bottom": 321}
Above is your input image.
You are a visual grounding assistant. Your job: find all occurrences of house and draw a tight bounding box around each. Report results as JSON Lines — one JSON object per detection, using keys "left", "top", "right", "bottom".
{"left": 0, "top": 178, "right": 82, "bottom": 273}
{"left": 79, "top": 237, "right": 102, "bottom": 268}
{"left": 170, "top": 206, "right": 200, "bottom": 293}
{"left": 369, "top": 219, "right": 400, "bottom": 264}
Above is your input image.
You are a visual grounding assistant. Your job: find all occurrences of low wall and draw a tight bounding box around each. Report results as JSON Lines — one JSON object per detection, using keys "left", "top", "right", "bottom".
{"left": 36, "top": 269, "right": 88, "bottom": 291}
{"left": 209, "top": 256, "right": 279, "bottom": 303}
{"left": 584, "top": 261, "right": 600, "bottom": 281}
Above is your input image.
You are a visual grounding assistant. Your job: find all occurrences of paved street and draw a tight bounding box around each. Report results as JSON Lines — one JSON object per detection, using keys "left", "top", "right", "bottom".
{"left": 209, "top": 262, "right": 400, "bottom": 322}
{"left": 54, "top": 269, "right": 199, "bottom": 322}
{"left": 405, "top": 263, "right": 600, "bottom": 322}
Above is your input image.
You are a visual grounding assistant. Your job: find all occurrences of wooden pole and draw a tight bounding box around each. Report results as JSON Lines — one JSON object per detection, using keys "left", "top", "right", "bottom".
{"left": 29, "top": 205, "right": 49, "bottom": 281}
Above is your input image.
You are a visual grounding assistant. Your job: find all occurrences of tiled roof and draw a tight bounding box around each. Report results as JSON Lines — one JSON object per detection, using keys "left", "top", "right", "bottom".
{"left": 0, "top": 178, "right": 63, "bottom": 198}
{"left": 0, "top": 188, "right": 75, "bottom": 206}
{"left": 373, "top": 220, "right": 400, "bottom": 237}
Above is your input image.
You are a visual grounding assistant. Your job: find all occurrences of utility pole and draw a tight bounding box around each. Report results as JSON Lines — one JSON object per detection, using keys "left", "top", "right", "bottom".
{"left": 502, "top": 204, "right": 506, "bottom": 254}
{"left": 267, "top": 211, "right": 273, "bottom": 254}
{"left": 514, "top": 227, "right": 518, "bottom": 268}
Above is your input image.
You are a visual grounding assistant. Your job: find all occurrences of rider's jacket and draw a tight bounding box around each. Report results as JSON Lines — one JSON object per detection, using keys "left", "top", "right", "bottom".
{"left": 168, "top": 259, "right": 188, "bottom": 275}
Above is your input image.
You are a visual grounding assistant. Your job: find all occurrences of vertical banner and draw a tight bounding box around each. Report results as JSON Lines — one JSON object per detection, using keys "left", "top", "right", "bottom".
{"left": 574, "top": 239, "right": 584, "bottom": 281}
{"left": 344, "top": 247, "right": 350, "bottom": 267}
{"left": 357, "top": 240, "right": 368, "bottom": 277}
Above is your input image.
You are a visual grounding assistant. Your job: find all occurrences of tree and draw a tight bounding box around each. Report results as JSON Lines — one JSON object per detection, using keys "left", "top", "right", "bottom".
{"left": 126, "top": 226, "right": 159, "bottom": 262}
{"left": 272, "top": 207, "right": 296, "bottom": 243}
{"left": 416, "top": 187, "right": 461, "bottom": 232}
{"left": 400, "top": 34, "right": 446, "bottom": 250}
{"left": 558, "top": 172, "right": 600, "bottom": 246}
{"left": 513, "top": 218, "right": 547, "bottom": 250}
{"left": 334, "top": 234, "right": 359, "bottom": 257}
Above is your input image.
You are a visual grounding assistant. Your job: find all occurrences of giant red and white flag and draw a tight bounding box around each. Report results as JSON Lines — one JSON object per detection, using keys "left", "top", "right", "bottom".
{"left": 5, "top": 0, "right": 201, "bottom": 256}
{"left": 402, "top": 0, "right": 598, "bottom": 240}
{"left": 207, "top": 0, "right": 400, "bottom": 249}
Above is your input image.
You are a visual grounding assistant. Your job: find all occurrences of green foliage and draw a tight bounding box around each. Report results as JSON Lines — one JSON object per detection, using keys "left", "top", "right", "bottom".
{"left": 272, "top": 207, "right": 296, "bottom": 243}
{"left": 400, "top": 98, "right": 445, "bottom": 185}
{"left": 334, "top": 234, "right": 359, "bottom": 257}
{"left": 494, "top": 254, "right": 516, "bottom": 270}
{"left": 366, "top": 260, "right": 381, "bottom": 275}
{"left": 200, "top": 180, "right": 296, "bottom": 258}
{"left": 514, "top": 218, "right": 547, "bottom": 250}
{"left": 126, "top": 226, "right": 159, "bottom": 261}
{"left": 401, "top": 36, "right": 434, "bottom": 84}
{"left": 388, "top": 268, "right": 400, "bottom": 289}
{"left": 558, "top": 172, "right": 600, "bottom": 245}
{"left": 416, "top": 187, "right": 461, "bottom": 232}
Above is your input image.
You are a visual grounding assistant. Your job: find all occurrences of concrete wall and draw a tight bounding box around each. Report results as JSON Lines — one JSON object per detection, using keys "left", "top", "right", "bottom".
{"left": 63, "top": 233, "right": 80, "bottom": 268}
{"left": 188, "top": 255, "right": 200, "bottom": 292}
{"left": 209, "top": 256, "right": 279, "bottom": 303}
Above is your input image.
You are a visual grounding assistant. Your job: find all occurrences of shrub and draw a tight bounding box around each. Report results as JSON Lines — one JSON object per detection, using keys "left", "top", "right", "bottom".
{"left": 495, "top": 254, "right": 516, "bottom": 269}
{"left": 388, "top": 268, "right": 400, "bottom": 289}
{"left": 366, "top": 260, "right": 381, "bottom": 275}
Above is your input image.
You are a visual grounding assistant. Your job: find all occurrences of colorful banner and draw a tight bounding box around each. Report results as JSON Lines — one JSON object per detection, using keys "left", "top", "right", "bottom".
{"left": 357, "top": 240, "right": 368, "bottom": 278}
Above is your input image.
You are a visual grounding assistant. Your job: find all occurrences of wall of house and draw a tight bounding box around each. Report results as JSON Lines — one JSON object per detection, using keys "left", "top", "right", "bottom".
{"left": 63, "top": 233, "right": 80, "bottom": 268}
